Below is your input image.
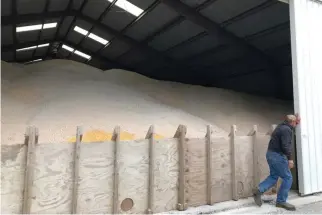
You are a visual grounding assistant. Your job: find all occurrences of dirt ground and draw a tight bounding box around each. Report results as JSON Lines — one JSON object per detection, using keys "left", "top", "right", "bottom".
{"left": 267, "top": 201, "right": 322, "bottom": 214}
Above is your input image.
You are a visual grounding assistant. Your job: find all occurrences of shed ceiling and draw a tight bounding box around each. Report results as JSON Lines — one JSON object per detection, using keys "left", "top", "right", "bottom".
{"left": 1, "top": 0, "right": 292, "bottom": 99}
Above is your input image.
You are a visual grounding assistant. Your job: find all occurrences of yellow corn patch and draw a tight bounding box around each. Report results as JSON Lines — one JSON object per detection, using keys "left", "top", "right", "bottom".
{"left": 67, "top": 130, "right": 165, "bottom": 143}
{"left": 153, "top": 133, "right": 164, "bottom": 140}
{"left": 67, "top": 130, "right": 135, "bottom": 143}
{"left": 118, "top": 131, "right": 135, "bottom": 141}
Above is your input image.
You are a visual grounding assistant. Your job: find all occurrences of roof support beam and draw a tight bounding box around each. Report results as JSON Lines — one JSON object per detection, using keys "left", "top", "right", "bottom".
{"left": 76, "top": 13, "right": 162, "bottom": 60}
{"left": 144, "top": 0, "right": 216, "bottom": 43}
{"left": 75, "top": 12, "right": 185, "bottom": 69}
{"left": 2, "top": 39, "right": 57, "bottom": 52}
{"left": 164, "top": 31, "right": 208, "bottom": 54}
{"left": 11, "top": 56, "right": 48, "bottom": 64}
{"left": 116, "top": 0, "right": 215, "bottom": 61}
{"left": 277, "top": 0, "right": 289, "bottom": 4}
{"left": 2, "top": 10, "right": 185, "bottom": 69}
{"left": 244, "top": 22, "right": 290, "bottom": 41}
{"left": 160, "top": 0, "right": 276, "bottom": 59}
{"left": 61, "top": 40, "right": 129, "bottom": 69}
{"left": 160, "top": 0, "right": 285, "bottom": 98}
{"left": 12, "top": 0, "right": 17, "bottom": 62}
{"left": 3, "top": 39, "right": 128, "bottom": 70}
{"left": 94, "top": 0, "right": 160, "bottom": 55}
{"left": 220, "top": 0, "right": 277, "bottom": 27}
{"left": 45, "top": 0, "right": 73, "bottom": 59}
{"left": 2, "top": 10, "right": 77, "bottom": 26}
{"left": 68, "top": 0, "right": 118, "bottom": 60}
{"left": 129, "top": 0, "right": 280, "bottom": 66}
{"left": 32, "top": 0, "right": 51, "bottom": 59}
{"left": 63, "top": 0, "right": 88, "bottom": 47}
{"left": 179, "top": 22, "right": 289, "bottom": 67}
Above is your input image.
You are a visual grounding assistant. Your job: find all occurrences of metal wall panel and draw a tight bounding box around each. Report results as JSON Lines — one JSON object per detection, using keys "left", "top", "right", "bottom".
{"left": 290, "top": 0, "right": 322, "bottom": 195}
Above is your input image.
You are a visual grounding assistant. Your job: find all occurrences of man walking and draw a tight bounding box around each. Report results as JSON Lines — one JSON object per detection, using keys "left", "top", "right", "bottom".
{"left": 253, "top": 114, "right": 300, "bottom": 211}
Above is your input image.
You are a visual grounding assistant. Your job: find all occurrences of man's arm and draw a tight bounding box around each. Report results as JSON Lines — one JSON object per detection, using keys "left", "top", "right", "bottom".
{"left": 280, "top": 127, "right": 292, "bottom": 160}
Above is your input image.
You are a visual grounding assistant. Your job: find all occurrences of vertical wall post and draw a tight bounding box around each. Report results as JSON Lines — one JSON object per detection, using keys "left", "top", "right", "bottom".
{"left": 71, "top": 126, "right": 83, "bottom": 214}
{"left": 174, "top": 125, "right": 187, "bottom": 211}
{"left": 35, "top": 127, "right": 39, "bottom": 144}
{"left": 112, "top": 126, "right": 121, "bottom": 214}
{"left": 22, "top": 126, "right": 36, "bottom": 214}
{"left": 206, "top": 125, "right": 213, "bottom": 205}
{"left": 250, "top": 125, "right": 259, "bottom": 187}
{"left": 230, "top": 125, "right": 238, "bottom": 200}
{"left": 146, "top": 125, "right": 155, "bottom": 214}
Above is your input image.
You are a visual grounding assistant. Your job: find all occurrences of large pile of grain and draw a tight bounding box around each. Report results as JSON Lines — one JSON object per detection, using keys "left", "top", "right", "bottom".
{"left": 1, "top": 59, "right": 292, "bottom": 144}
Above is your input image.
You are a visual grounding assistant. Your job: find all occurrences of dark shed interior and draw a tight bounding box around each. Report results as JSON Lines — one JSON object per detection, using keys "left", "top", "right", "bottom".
{"left": 1, "top": 0, "right": 293, "bottom": 100}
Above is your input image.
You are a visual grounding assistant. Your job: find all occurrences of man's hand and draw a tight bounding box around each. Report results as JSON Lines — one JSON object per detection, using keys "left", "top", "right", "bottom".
{"left": 288, "top": 160, "right": 294, "bottom": 169}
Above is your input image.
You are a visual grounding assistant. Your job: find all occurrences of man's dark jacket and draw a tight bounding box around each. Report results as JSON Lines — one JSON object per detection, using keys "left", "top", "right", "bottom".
{"left": 267, "top": 121, "right": 293, "bottom": 160}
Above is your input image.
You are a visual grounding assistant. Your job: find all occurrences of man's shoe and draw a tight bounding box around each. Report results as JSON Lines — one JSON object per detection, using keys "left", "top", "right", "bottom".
{"left": 253, "top": 188, "right": 262, "bottom": 206}
{"left": 276, "top": 202, "right": 296, "bottom": 211}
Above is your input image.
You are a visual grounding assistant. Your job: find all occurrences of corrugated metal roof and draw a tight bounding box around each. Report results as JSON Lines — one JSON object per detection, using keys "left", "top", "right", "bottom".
{"left": 1, "top": 0, "right": 293, "bottom": 99}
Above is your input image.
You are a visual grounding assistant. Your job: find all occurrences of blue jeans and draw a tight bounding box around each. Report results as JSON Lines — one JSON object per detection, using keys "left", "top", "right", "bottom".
{"left": 258, "top": 151, "right": 293, "bottom": 203}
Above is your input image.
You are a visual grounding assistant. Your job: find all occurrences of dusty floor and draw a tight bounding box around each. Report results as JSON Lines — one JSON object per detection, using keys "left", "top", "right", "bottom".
{"left": 268, "top": 201, "right": 322, "bottom": 214}
{"left": 163, "top": 192, "right": 322, "bottom": 214}
{"left": 213, "top": 193, "right": 322, "bottom": 214}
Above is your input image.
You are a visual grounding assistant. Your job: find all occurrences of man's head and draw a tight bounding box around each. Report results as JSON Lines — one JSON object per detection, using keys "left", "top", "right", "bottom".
{"left": 285, "top": 114, "right": 300, "bottom": 127}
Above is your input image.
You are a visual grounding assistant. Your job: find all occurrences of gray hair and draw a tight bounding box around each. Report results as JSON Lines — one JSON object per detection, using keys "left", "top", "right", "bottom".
{"left": 285, "top": 114, "right": 297, "bottom": 123}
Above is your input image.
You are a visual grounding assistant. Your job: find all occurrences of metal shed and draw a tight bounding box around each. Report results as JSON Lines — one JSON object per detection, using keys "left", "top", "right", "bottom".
{"left": 1, "top": 0, "right": 322, "bottom": 197}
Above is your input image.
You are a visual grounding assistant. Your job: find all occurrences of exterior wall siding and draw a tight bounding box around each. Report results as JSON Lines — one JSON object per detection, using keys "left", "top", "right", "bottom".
{"left": 290, "top": 0, "right": 322, "bottom": 195}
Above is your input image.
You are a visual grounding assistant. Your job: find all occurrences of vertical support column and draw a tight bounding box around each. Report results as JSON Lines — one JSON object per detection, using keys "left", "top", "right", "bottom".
{"left": 22, "top": 126, "right": 36, "bottom": 214}
{"left": 71, "top": 126, "right": 83, "bottom": 214}
{"left": 174, "top": 125, "right": 187, "bottom": 211}
{"left": 112, "top": 126, "right": 121, "bottom": 214}
{"left": 206, "top": 125, "right": 213, "bottom": 205}
{"left": 146, "top": 125, "right": 155, "bottom": 214}
{"left": 35, "top": 127, "right": 39, "bottom": 145}
{"left": 250, "top": 125, "right": 259, "bottom": 187}
{"left": 230, "top": 125, "right": 238, "bottom": 200}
